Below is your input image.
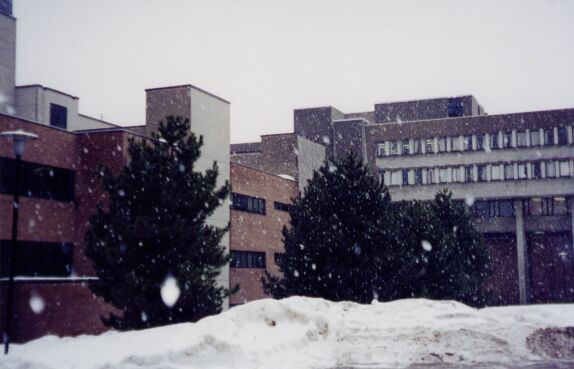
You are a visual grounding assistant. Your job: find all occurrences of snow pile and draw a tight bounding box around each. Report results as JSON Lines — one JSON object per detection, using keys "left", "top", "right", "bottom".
{"left": 4, "top": 297, "right": 574, "bottom": 369}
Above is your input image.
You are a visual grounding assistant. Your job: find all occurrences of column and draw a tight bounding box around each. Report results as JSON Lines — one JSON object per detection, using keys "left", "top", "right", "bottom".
{"left": 515, "top": 199, "right": 528, "bottom": 304}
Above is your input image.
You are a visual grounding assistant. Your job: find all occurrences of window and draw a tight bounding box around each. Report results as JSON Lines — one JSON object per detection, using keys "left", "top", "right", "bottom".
{"left": 491, "top": 165, "right": 501, "bottom": 181}
{"left": 544, "top": 129, "right": 554, "bottom": 145}
{"left": 558, "top": 127, "right": 568, "bottom": 145}
{"left": 502, "top": 131, "right": 512, "bottom": 148}
{"left": 472, "top": 200, "right": 514, "bottom": 218}
{"left": 517, "top": 163, "right": 528, "bottom": 179}
{"left": 477, "top": 165, "right": 487, "bottom": 182}
{"left": 476, "top": 134, "right": 485, "bottom": 150}
{"left": 451, "top": 136, "right": 461, "bottom": 151}
{"left": 231, "top": 193, "right": 266, "bottom": 215}
{"left": 526, "top": 197, "right": 569, "bottom": 216}
{"left": 452, "top": 167, "right": 462, "bottom": 182}
{"left": 402, "top": 139, "right": 411, "bottom": 155}
{"left": 438, "top": 137, "right": 447, "bottom": 152}
{"left": 426, "top": 168, "right": 435, "bottom": 184}
{"left": 463, "top": 135, "right": 472, "bottom": 151}
{"left": 546, "top": 161, "right": 556, "bottom": 178}
{"left": 531, "top": 162, "right": 541, "bottom": 179}
{"left": 439, "top": 168, "right": 449, "bottom": 183}
{"left": 424, "top": 139, "right": 434, "bottom": 153}
{"left": 447, "top": 97, "right": 464, "bottom": 117}
{"left": 274, "top": 252, "right": 284, "bottom": 266}
{"left": 414, "top": 169, "right": 423, "bottom": 185}
{"left": 559, "top": 161, "right": 570, "bottom": 177}
{"left": 274, "top": 201, "right": 293, "bottom": 212}
{"left": 402, "top": 169, "right": 409, "bottom": 185}
{"left": 413, "top": 139, "right": 421, "bottom": 154}
{"left": 516, "top": 131, "right": 527, "bottom": 147}
{"left": 0, "top": 157, "right": 76, "bottom": 202}
{"left": 464, "top": 165, "right": 473, "bottom": 182}
{"left": 0, "top": 241, "right": 73, "bottom": 277}
{"left": 490, "top": 133, "right": 499, "bottom": 150}
{"left": 504, "top": 164, "right": 514, "bottom": 180}
{"left": 230, "top": 251, "right": 266, "bottom": 268}
{"left": 530, "top": 130, "right": 541, "bottom": 146}
{"left": 390, "top": 141, "right": 399, "bottom": 155}
{"left": 377, "top": 142, "right": 388, "bottom": 157}
{"left": 390, "top": 170, "right": 402, "bottom": 186}
{"left": 50, "top": 103, "right": 67, "bottom": 129}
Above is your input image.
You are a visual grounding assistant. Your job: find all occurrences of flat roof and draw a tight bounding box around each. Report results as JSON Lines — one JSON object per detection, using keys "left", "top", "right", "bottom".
{"left": 145, "top": 84, "right": 230, "bottom": 104}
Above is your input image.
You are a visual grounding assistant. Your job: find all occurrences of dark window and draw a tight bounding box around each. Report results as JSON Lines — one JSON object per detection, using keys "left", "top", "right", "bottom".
{"left": 502, "top": 132, "right": 512, "bottom": 148}
{"left": 463, "top": 135, "right": 472, "bottom": 151}
{"left": 447, "top": 97, "right": 464, "bottom": 117}
{"left": 402, "top": 139, "right": 411, "bottom": 155}
{"left": 0, "top": 0, "right": 12, "bottom": 16}
{"left": 464, "top": 165, "right": 473, "bottom": 182}
{"left": 390, "top": 141, "right": 399, "bottom": 155}
{"left": 376, "top": 142, "right": 388, "bottom": 157}
{"left": 413, "top": 139, "right": 421, "bottom": 154}
{"left": 546, "top": 161, "right": 556, "bottom": 178}
{"left": 0, "top": 157, "right": 76, "bottom": 202}
{"left": 274, "top": 201, "right": 293, "bottom": 212}
{"left": 230, "top": 251, "right": 266, "bottom": 268}
{"left": 274, "top": 252, "right": 284, "bottom": 266}
{"left": 544, "top": 129, "right": 554, "bottom": 145}
{"left": 0, "top": 241, "right": 73, "bottom": 277}
{"left": 231, "top": 193, "right": 266, "bottom": 215}
{"left": 402, "top": 169, "right": 409, "bottom": 185}
{"left": 472, "top": 200, "right": 514, "bottom": 218}
{"left": 476, "top": 134, "right": 485, "bottom": 150}
{"left": 490, "top": 133, "right": 499, "bottom": 149}
{"left": 558, "top": 127, "right": 568, "bottom": 145}
{"left": 424, "top": 139, "right": 434, "bottom": 153}
{"left": 531, "top": 162, "right": 542, "bottom": 179}
{"left": 504, "top": 164, "right": 514, "bottom": 180}
{"left": 451, "top": 136, "right": 460, "bottom": 151}
{"left": 50, "top": 104, "right": 68, "bottom": 129}
{"left": 414, "top": 169, "right": 423, "bottom": 185}
{"left": 526, "top": 198, "right": 567, "bottom": 216}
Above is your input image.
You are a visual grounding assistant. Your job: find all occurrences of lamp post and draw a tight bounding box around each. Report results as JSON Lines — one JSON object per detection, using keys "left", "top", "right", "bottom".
{"left": 1, "top": 129, "right": 38, "bottom": 355}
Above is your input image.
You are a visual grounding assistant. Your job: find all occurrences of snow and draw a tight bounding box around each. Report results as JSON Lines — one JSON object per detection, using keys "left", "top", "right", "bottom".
{"left": 277, "top": 174, "right": 296, "bottom": 181}
{"left": 4, "top": 297, "right": 574, "bottom": 369}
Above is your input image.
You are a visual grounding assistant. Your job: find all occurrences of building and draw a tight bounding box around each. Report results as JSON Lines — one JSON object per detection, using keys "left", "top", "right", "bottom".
{"left": 228, "top": 162, "right": 298, "bottom": 305}
{"left": 1, "top": 1, "right": 232, "bottom": 341}
{"left": 234, "top": 95, "right": 574, "bottom": 306}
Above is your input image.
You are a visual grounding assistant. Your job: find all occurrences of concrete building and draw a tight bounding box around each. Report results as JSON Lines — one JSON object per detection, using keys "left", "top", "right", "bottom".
{"left": 234, "top": 95, "right": 573, "bottom": 305}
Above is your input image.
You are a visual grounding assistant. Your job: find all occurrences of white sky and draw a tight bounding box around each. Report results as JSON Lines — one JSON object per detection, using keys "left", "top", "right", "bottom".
{"left": 13, "top": 0, "right": 574, "bottom": 143}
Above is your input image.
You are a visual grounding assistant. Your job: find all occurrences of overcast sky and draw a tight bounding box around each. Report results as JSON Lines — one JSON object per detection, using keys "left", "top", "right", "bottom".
{"left": 13, "top": 0, "right": 574, "bottom": 143}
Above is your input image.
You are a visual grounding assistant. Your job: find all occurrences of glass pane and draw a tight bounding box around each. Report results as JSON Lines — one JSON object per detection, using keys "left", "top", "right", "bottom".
{"left": 504, "top": 164, "right": 514, "bottom": 180}
{"left": 516, "top": 131, "right": 527, "bottom": 147}
{"left": 451, "top": 136, "right": 460, "bottom": 151}
{"left": 559, "top": 161, "right": 570, "bottom": 177}
{"left": 530, "top": 130, "right": 541, "bottom": 146}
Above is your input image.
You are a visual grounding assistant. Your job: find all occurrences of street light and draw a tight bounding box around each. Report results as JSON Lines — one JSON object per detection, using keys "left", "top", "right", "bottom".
{"left": 1, "top": 129, "right": 38, "bottom": 355}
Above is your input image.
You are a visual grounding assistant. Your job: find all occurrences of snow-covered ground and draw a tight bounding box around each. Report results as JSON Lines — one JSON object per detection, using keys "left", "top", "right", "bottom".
{"left": 3, "top": 297, "right": 574, "bottom": 369}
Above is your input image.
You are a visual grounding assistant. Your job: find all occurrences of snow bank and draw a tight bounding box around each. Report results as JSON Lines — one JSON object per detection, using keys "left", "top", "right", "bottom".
{"left": 3, "top": 297, "right": 573, "bottom": 369}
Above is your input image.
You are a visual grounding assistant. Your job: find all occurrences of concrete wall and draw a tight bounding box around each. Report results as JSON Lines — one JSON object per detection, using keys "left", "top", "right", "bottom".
{"left": 189, "top": 86, "right": 231, "bottom": 300}
{"left": 14, "top": 85, "right": 80, "bottom": 130}
{"left": 145, "top": 85, "right": 191, "bottom": 136}
{"left": 73, "top": 114, "right": 117, "bottom": 131}
{"left": 0, "top": 11, "right": 15, "bottom": 115}
{"left": 374, "top": 95, "right": 476, "bottom": 124}
{"left": 296, "top": 135, "right": 326, "bottom": 192}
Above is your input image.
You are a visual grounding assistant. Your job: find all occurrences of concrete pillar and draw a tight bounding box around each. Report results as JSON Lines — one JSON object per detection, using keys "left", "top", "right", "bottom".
{"left": 515, "top": 199, "right": 528, "bottom": 304}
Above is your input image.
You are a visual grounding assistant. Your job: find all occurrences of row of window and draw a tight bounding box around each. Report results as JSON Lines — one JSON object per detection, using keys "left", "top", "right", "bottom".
{"left": 0, "top": 241, "right": 73, "bottom": 277}
{"left": 377, "top": 126, "right": 572, "bottom": 157}
{"left": 380, "top": 159, "right": 573, "bottom": 187}
{"left": 471, "top": 197, "right": 569, "bottom": 218}
{"left": 230, "top": 251, "right": 285, "bottom": 269}
{"left": 0, "top": 157, "right": 76, "bottom": 202}
{"left": 231, "top": 192, "right": 293, "bottom": 215}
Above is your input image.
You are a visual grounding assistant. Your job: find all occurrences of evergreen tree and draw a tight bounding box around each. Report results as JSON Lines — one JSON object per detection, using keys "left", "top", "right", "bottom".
{"left": 389, "top": 190, "right": 492, "bottom": 306}
{"left": 86, "top": 116, "right": 232, "bottom": 330}
{"left": 264, "top": 152, "right": 492, "bottom": 307}
{"left": 263, "top": 152, "right": 394, "bottom": 303}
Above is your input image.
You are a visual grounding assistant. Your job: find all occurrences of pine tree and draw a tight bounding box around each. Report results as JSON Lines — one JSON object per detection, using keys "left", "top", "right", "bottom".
{"left": 390, "top": 190, "right": 492, "bottom": 306}
{"left": 263, "top": 152, "right": 394, "bottom": 303}
{"left": 85, "top": 116, "right": 232, "bottom": 330}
